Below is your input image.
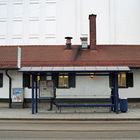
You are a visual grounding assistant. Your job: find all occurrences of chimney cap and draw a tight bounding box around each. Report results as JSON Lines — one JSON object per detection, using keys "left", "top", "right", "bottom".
{"left": 65, "top": 36, "right": 72, "bottom": 49}
{"left": 89, "top": 14, "right": 97, "bottom": 19}
{"left": 65, "top": 37, "right": 73, "bottom": 39}
{"left": 80, "top": 37, "right": 88, "bottom": 41}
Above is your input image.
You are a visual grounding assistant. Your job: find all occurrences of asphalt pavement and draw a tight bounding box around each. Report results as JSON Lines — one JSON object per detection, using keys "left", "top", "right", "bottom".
{"left": 1, "top": 106, "right": 140, "bottom": 139}
{"left": 0, "top": 120, "right": 140, "bottom": 139}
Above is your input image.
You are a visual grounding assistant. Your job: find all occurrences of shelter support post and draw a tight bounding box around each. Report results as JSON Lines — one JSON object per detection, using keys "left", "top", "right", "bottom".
{"left": 111, "top": 88, "right": 114, "bottom": 112}
{"left": 114, "top": 72, "right": 119, "bottom": 113}
{"left": 32, "top": 74, "right": 35, "bottom": 114}
{"left": 32, "top": 74, "right": 38, "bottom": 114}
{"left": 35, "top": 75, "right": 38, "bottom": 113}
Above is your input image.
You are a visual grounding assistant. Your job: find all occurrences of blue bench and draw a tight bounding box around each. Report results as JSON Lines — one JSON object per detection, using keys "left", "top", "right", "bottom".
{"left": 55, "top": 102, "right": 114, "bottom": 112}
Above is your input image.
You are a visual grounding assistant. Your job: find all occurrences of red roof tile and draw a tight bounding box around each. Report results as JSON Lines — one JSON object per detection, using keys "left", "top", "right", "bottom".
{"left": 0, "top": 45, "right": 140, "bottom": 68}
{"left": 0, "top": 46, "right": 17, "bottom": 69}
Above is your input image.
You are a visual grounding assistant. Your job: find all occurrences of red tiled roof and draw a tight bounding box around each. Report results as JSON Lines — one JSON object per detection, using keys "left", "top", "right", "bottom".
{"left": 0, "top": 45, "right": 140, "bottom": 68}
{"left": 76, "top": 45, "right": 140, "bottom": 67}
{"left": 0, "top": 46, "right": 17, "bottom": 69}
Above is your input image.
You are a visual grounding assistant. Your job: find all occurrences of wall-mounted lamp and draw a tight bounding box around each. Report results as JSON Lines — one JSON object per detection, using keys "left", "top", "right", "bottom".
{"left": 90, "top": 73, "right": 95, "bottom": 79}
{"left": 59, "top": 75, "right": 63, "bottom": 79}
{"left": 64, "top": 75, "right": 68, "bottom": 78}
{"left": 59, "top": 75, "right": 68, "bottom": 79}
{"left": 37, "top": 73, "right": 40, "bottom": 81}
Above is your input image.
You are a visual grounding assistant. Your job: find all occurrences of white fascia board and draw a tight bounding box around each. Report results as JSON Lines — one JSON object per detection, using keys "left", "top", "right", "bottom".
{"left": 19, "top": 66, "right": 130, "bottom": 72}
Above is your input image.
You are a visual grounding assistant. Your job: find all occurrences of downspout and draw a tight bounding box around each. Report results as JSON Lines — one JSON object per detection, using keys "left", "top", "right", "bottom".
{"left": 4, "top": 47, "right": 21, "bottom": 108}
{"left": 5, "top": 70, "right": 12, "bottom": 108}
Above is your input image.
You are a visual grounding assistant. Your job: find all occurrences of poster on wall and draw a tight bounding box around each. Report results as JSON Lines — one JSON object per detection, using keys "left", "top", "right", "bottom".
{"left": 12, "top": 88, "right": 24, "bottom": 103}
{"left": 39, "top": 80, "right": 54, "bottom": 98}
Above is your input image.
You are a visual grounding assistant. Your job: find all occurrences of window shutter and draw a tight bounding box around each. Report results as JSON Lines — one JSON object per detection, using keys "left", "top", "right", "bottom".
{"left": 126, "top": 72, "right": 133, "bottom": 87}
{"left": 23, "top": 74, "right": 30, "bottom": 88}
{"left": 109, "top": 73, "right": 114, "bottom": 88}
{"left": 69, "top": 73, "right": 76, "bottom": 88}
{"left": 52, "top": 73, "right": 58, "bottom": 88}
{"left": 0, "top": 74, "right": 3, "bottom": 87}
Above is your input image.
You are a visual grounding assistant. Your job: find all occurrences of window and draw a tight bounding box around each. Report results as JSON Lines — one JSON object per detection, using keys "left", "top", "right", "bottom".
{"left": 0, "top": 73, "right": 3, "bottom": 88}
{"left": 58, "top": 74, "right": 69, "bottom": 88}
{"left": 109, "top": 72, "right": 133, "bottom": 88}
{"left": 118, "top": 73, "right": 126, "bottom": 88}
{"left": 52, "top": 73, "right": 76, "bottom": 88}
{"left": 126, "top": 72, "right": 133, "bottom": 87}
{"left": 23, "top": 74, "right": 45, "bottom": 88}
{"left": 23, "top": 73, "right": 76, "bottom": 89}
{"left": 23, "top": 74, "right": 32, "bottom": 88}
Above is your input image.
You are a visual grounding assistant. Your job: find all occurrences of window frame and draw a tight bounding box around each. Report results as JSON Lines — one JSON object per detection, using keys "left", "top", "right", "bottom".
{"left": 53, "top": 72, "right": 76, "bottom": 89}
{"left": 118, "top": 72, "right": 127, "bottom": 88}
{"left": 109, "top": 72, "right": 134, "bottom": 89}
{"left": 57, "top": 73, "right": 70, "bottom": 89}
{"left": 23, "top": 73, "right": 32, "bottom": 88}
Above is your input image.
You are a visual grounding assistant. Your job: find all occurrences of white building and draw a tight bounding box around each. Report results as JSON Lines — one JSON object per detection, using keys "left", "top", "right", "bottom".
{"left": 0, "top": 0, "right": 140, "bottom": 45}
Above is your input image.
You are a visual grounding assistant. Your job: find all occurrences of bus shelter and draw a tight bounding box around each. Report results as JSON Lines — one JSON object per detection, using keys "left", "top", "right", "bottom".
{"left": 20, "top": 66, "right": 130, "bottom": 114}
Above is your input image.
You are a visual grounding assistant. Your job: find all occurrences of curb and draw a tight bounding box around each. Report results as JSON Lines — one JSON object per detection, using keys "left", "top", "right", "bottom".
{"left": 0, "top": 118, "right": 140, "bottom": 121}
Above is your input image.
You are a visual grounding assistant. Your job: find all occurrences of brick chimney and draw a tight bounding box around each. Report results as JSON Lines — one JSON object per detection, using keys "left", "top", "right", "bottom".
{"left": 89, "top": 14, "right": 97, "bottom": 50}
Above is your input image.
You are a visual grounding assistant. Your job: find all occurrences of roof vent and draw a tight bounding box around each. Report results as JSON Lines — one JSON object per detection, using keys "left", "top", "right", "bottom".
{"left": 80, "top": 37, "right": 88, "bottom": 49}
{"left": 65, "top": 37, "right": 72, "bottom": 49}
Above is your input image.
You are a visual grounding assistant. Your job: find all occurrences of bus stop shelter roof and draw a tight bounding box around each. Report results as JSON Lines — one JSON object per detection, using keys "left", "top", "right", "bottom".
{"left": 19, "top": 66, "right": 130, "bottom": 72}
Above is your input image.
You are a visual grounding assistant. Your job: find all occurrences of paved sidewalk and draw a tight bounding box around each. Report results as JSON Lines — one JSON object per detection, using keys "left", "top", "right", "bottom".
{"left": 0, "top": 107, "right": 140, "bottom": 120}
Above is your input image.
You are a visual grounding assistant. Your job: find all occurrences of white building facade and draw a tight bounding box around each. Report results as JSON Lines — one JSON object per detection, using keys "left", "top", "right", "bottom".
{"left": 0, "top": 69, "right": 139, "bottom": 100}
{"left": 0, "top": 0, "right": 140, "bottom": 45}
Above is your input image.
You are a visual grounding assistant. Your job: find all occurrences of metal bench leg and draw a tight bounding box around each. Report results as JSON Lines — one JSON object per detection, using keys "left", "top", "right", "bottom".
{"left": 60, "top": 107, "right": 62, "bottom": 113}
{"left": 48, "top": 99, "right": 53, "bottom": 111}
